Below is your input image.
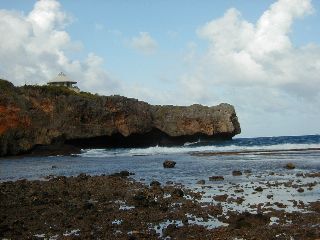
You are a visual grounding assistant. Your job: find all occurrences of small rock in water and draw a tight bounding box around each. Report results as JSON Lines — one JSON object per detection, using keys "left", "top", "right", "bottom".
{"left": 166, "top": 181, "right": 174, "bottom": 185}
{"left": 209, "top": 176, "right": 224, "bottom": 181}
{"left": 51, "top": 165, "right": 57, "bottom": 169}
{"left": 163, "top": 160, "right": 176, "bottom": 168}
{"left": 120, "top": 171, "right": 130, "bottom": 177}
{"left": 111, "top": 170, "right": 134, "bottom": 177}
{"left": 197, "top": 180, "right": 206, "bottom": 184}
{"left": 244, "top": 169, "right": 252, "bottom": 174}
{"left": 234, "top": 189, "right": 244, "bottom": 193}
{"left": 254, "top": 186, "right": 263, "bottom": 192}
{"left": 285, "top": 163, "right": 295, "bottom": 170}
{"left": 78, "top": 173, "right": 89, "bottom": 180}
{"left": 232, "top": 170, "right": 242, "bottom": 176}
{"left": 150, "top": 180, "right": 161, "bottom": 187}
{"left": 297, "top": 188, "right": 304, "bottom": 193}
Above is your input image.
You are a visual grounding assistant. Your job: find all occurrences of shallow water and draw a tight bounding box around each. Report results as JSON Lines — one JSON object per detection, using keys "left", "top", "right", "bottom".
{"left": 1, "top": 148, "right": 319, "bottom": 183}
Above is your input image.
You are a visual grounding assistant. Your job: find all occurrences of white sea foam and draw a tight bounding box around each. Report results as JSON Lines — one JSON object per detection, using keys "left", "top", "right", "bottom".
{"left": 78, "top": 143, "right": 320, "bottom": 158}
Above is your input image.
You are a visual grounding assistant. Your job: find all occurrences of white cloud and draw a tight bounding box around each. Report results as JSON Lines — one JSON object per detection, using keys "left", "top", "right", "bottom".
{"left": 177, "top": 0, "right": 320, "bottom": 136}
{"left": 190, "top": 0, "right": 318, "bottom": 94}
{"left": 0, "top": 0, "right": 119, "bottom": 94}
{"left": 130, "top": 32, "right": 158, "bottom": 55}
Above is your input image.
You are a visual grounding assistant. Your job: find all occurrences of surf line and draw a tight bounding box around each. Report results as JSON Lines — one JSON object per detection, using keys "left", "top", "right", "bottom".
{"left": 190, "top": 148, "right": 320, "bottom": 156}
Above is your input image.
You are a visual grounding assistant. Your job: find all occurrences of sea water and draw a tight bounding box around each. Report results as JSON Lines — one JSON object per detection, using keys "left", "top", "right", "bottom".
{"left": 0, "top": 134, "right": 319, "bottom": 183}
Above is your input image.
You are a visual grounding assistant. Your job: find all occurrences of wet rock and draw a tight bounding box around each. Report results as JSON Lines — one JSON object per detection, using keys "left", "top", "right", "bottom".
{"left": 111, "top": 170, "right": 133, "bottom": 177}
{"left": 78, "top": 173, "right": 89, "bottom": 180}
{"left": 172, "top": 188, "right": 184, "bottom": 198}
{"left": 51, "top": 165, "right": 57, "bottom": 169}
{"left": 305, "top": 172, "right": 320, "bottom": 178}
{"left": 213, "top": 194, "right": 228, "bottom": 202}
{"left": 83, "top": 200, "right": 95, "bottom": 210}
{"left": 234, "top": 189, "right": 244, "bottom": 193}
{"left": 254, "top": 186, "right": 263, "bottom": 192}
{"left": 228, "top": 197, "right": 245, "bottom": 204}
{"left": 132, "top": 190, "right": 156, "bottom": 207}
{"left": 310, "top": 202, "right": 320, "bottom": 212}
{"left": 232, "top": 170, "right": 242, "bottom": 176}
{"left": 163, "top": 160, "right": 176, "bottom": 168}
{"left": 285, "top": 163, "right": 295, "bottom": 170}
{"left": 274, "top": 202, "right": 286, "bottom": 208}
{"left": 1, "top": 173, "right": 320, "bottom": 239}
{"left": 44, "top": 174, "right": 55, "bottom": 180}
{"left": 209, "top": 176, "right": 224, "bottom": 181}
{"left": 196, "top": 180, "right": 206, "bottom": 185}
{"left": 164, "top": 224, "right": 178, "bottom": 237}
{"left": 267, "top": 194, "right": 273, "bottom": 199}
{"left": 297, "top": 188, "right": 304, "bottom": 193}
{"left": 227, "top": 212, "right": 269, "bottom": 229}
{"left": 166, "top": 181, "right": 174, "bottom": 185}
{"left": 120, "top": 170, "right": 130, "bottom": 177}
{"left": 150, "top": 181, "right": 161, "bottom": 187}
{"left": 244, "top": 170, "right": 252, "bottom": 174}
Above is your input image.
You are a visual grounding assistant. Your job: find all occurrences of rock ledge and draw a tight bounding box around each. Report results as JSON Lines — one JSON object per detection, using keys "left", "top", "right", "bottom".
{"left": 0, "top": 80, "right": 241, "bottom": 156}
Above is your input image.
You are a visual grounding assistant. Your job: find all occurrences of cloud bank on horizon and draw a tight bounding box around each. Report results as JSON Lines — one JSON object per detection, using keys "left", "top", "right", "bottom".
{"left": 0, "top": 0, "right": 319, "bottom": 137}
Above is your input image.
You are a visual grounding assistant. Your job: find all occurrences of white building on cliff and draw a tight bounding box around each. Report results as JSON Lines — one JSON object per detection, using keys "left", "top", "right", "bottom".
{"left": 47, "top": 72, "right": 80, "bottom": 92}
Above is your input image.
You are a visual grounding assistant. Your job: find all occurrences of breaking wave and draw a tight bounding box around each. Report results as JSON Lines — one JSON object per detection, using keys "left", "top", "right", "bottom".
{"left": 78, "top": 135, "right": 320, "bottom": 158}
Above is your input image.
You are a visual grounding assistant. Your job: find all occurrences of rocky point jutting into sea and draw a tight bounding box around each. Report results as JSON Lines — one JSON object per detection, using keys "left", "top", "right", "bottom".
{"left": 0, "top": 79, "right": 240, "bottom": 157}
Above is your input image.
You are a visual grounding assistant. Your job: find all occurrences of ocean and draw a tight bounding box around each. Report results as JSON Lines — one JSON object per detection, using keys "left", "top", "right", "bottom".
{"left": 1, "top": 134, "right": 319, "bottom": 183}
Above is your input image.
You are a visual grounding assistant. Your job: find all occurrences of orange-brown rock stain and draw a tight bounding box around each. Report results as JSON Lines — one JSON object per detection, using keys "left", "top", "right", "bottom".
{"left": 0, "top": 105, "right": 31, "bottom": 135}
{"left": 28, "top": 97, "right": 54, "bottom": 114}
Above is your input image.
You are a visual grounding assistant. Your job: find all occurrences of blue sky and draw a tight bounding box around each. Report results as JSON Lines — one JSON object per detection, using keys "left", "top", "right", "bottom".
{"left": 1, "top": 0, "right": 320, "bottom": 137}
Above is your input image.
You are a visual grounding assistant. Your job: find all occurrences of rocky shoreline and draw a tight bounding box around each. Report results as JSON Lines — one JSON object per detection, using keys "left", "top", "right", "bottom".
{"left": 0, "top": 79, "right": 240, "bottom": 157}
{"left": 1, "top": 170, "right": 319, "bottom": 239}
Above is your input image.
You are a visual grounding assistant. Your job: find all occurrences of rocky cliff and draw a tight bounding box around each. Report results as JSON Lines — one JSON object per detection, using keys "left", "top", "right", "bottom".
{"left": 0, "top": 79, "right": 241, "bottom": 156}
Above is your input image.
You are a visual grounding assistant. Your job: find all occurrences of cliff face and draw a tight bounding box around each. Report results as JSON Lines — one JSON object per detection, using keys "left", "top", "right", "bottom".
{"left": 0, "top": 80, "right": 241, "bottom": 156}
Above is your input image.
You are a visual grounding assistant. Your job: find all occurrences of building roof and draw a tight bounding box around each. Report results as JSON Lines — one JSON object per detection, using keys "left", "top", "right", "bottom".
{"left": 48, "top": 72, "right": 77, "bottom": 84}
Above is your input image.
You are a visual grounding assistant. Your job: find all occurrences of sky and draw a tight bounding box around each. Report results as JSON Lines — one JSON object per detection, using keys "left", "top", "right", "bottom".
{"left": 0, "top": 0, "right": 320, "bottom": 138}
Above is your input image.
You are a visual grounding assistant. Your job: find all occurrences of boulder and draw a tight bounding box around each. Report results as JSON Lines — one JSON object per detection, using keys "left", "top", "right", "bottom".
{"left": 196, "top": 180, "right": 206, "bottom": 185}
{"left": 209, "top": 176, "right": 224, "bottom": 181}
{"left": 285, "top": 163, "right": 295, "bottom": 170}
{"left": 163, "top": 160, "right": 176, "bottom": 168}
{"left": 254, "top": 186, "right": 263, "bottom": 192}
{"left": 232, "top": 170, "right": 243, "bottom": 176}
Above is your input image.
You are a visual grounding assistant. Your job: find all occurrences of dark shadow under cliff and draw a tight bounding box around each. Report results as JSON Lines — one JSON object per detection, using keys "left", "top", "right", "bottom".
{"left": 65, "top": 128, "right": 233, "bottom": 148}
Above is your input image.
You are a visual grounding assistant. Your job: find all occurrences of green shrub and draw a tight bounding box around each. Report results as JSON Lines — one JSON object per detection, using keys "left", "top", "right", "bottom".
{"left": 0, "top": 79, "right": 15, "bottom": 91}
{"left": 19, "top": 85, "right": 77, "bottom": 97}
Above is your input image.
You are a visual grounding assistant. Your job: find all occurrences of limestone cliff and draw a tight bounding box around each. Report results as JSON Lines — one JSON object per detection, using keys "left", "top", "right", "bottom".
{"left": 0, "top": 79, "right": 241, "bottom": 156}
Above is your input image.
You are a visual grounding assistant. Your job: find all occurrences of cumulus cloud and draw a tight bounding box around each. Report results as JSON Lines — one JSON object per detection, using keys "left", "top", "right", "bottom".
{"left": 185, "top": 0, "right": 319, "bottom": 97}
{"left": 0, "top": 0, "right": 119, "bottom": 94}
{"left": 130, "top": 32, "right": 158, "bottom": 55}
{"left": 178, "top": 0, "right": 320, "bottom": 136}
